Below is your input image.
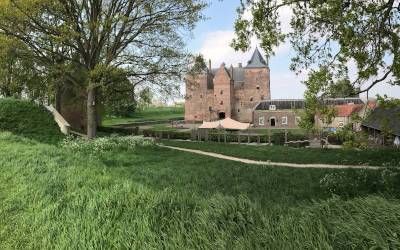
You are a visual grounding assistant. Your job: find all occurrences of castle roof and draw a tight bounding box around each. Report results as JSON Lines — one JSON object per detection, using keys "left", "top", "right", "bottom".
{"left": 246, "top": 47, "right": 268, "bottom": 68}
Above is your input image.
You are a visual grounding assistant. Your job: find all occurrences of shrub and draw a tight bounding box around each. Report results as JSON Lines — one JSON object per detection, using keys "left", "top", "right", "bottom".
{"left": 0, "top": 98, "right": 63, "bottom": 143}
{"left": 62, "top": 135, "right": 155, "bottom": 154}
{"left": 320, "top": 168, "right": 400, "bottom": 197}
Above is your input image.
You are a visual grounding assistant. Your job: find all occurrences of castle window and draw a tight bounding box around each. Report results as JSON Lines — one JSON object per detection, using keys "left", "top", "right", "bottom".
{"left": 220, "top": 101, "right": 223, "bottom": 105}
{"left": 282, "top": 116, "right": 288, "bottom": 125}
{"left": 256, "top": 85, "right": 260, "bottom": 90}
{"left": 220, "top": 90, "right": 223, "bottom": 95}
{"left": 250, "top": 97, "right": 254, "bottom": 102}
{"left": 200, "top": 94, "right": 203, "bottom": 98}
{"left": 259, "top": 116, "right": 265, "bottom": 126}
{"left": 238, "top": 109, "right": 240, "bottom": 113}
{"left": 269, "top": 105, "right": 276, "bottom": 111}
{"left": 209, "top": 106, "right": 212, "bottom": 111}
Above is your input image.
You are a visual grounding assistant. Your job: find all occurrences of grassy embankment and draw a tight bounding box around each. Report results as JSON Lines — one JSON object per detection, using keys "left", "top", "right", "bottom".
{"left": 102, "top": 106, "right": 184, "bottom": 127}
{"left": 162, "top": 140, "right": 400, "bottom": 167}
{"left": 1, "top": 98, "right": 400, "bottom": 248}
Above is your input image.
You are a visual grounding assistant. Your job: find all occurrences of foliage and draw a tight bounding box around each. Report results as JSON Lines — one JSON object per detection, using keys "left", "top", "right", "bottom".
{"left": 320, "top": 168, "right": 400, "bottom": 197}
{"left": 0, "top": 0, "right": 206, "bottom": 138}
{"left": 336, "top": 124, "right": 369, "bottom": 149}
{"left": 1, "top": 132, "right": 400, "bottom": 248}
{"left": 0, "top": 35, "right": 45, "bottom": 99}
{"left": 62, "top": 135, "right": 154, "bottom": 154}
{"left": 162, "top": 140, "right": 400, "bottom": 167}
{"left": 0, "top": 98, "right": 62, "bottom": 143}
{"left": 232, "top": 0, "right": 400, "bottom": 96}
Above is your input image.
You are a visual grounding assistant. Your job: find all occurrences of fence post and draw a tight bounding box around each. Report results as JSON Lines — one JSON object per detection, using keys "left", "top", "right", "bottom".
{"left": 257, "top": 135, "right": 260, "bottom": 144}
{"left": 285, "top": 129, "right": 288, "bottom": 144}
{"left": 248, "top": 131, "right": 250, "bottom": 143}
{"left": 224, "top": 130, "right": 227, "bottom": 143}
{"left": 205, "top": 130, "right": 208, "bottom": 142}
{"left": 238, "top": 133, "right": 241, "bottom": 144}
{"left": 218, "top": 130, "right": 221, "bottom": 143}
{"left": 268, "top": 129, "right": 271, "bottom": 145}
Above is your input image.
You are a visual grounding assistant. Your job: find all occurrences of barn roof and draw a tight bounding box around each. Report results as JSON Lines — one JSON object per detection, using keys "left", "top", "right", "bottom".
{"left": 362, "top": 106, "right": 400, "bottom": 136}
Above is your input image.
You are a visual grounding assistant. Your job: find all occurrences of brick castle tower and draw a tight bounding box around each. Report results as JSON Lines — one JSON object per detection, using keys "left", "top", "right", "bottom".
{"left": 185, "top": 48, "right": 271, "bottom": 123}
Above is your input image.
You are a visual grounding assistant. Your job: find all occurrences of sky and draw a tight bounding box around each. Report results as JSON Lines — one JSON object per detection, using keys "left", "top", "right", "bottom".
{"left": 184, "top": 0, "right": 400, "bottom": 100}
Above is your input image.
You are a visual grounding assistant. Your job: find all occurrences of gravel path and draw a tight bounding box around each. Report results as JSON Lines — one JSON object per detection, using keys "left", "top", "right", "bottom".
{"left": 159, "top": 145, "right": 381, "bottom": 170}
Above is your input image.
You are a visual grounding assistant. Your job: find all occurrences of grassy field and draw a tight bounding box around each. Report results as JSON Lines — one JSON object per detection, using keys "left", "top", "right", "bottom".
{"left": 1, "top": 132, "right": 400, "bottom": 248}
{"left": 103, "top": 106, "right": 184, "bottom": 126}
{"left": 162, "top": 140, "right": 400, "bottom": 167}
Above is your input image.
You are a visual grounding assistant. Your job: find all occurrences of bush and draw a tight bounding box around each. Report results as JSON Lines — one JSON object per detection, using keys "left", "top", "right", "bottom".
{"left": 320, "top": 168, "right": 400, "bottom": 197}
{"left": 0, "top": 98, "right": 63, "bottom": 143}
{"left": 98, "top": 126, "right": 139, "bottom": 135}
{"left": 143, "top": 129, "right": 191, "bottom": 140}
{"left": 61, "top": 135, "right": 155, "bottom": 154}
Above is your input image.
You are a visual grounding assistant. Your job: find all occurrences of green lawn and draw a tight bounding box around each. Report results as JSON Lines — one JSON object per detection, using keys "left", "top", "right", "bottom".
{"left": 162, "top": 140, "right": 400, "bottom": 167}
{"left": 103, "top": 106, "right": 184, "bottom": 126}
{"left": 1, "top": 132, "right": 400, "bottom": 248}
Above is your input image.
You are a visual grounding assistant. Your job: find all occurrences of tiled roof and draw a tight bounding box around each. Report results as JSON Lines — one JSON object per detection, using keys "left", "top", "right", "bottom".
{"left": 335, "top": 104, "right": 363, "bottom": 117}
{"left": 255, "top": 99, "right": 306, "bottom": 110}
{"left": 362, "top": 106, "right": 400, "bottom": 136}
{"left": 246, "top": 47, "right": 268, "bottom": 68}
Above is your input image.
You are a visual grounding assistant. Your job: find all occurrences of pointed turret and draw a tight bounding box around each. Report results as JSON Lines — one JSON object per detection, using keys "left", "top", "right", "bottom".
{"left": 246, "top": 47, "right": 268, "bottom": 68}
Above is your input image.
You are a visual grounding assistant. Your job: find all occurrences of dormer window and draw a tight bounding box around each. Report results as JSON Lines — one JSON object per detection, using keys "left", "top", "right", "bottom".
{"left": 269, "top": 105, "right": 276, "bottom": 111}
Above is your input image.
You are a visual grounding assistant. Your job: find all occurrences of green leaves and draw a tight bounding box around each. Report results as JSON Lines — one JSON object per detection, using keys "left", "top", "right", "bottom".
{"left": 233, "top": 0, "right": 400, "bottom": 96}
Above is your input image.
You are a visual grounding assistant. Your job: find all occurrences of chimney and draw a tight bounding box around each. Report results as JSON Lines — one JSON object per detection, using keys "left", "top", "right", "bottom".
{"left": 209, "top": 59, "right": 212, "bottom": 71}
{"left": 238, "top": 63, "right": 242, "bottom": 68}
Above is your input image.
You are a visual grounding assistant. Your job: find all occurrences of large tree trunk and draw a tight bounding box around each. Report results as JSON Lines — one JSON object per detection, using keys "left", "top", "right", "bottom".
{"left": 87, "top": 87, "right": 97, "bottom": 139}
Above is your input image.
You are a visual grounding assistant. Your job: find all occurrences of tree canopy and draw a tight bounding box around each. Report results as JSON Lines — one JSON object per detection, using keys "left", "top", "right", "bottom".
{"left": 232, "top": 0, "right": 400, "bottom": 96}
{"left": 0, "top": 0, "right": 206, "bottom": 138}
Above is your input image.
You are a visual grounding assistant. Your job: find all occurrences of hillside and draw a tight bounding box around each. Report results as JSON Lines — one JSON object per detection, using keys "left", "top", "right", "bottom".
{"left": 0, "top": 98, "right": 63, "bottom": 143}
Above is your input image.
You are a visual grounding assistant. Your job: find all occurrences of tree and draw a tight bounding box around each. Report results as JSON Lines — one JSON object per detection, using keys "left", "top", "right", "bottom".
{"left": 232, "top": 0, "right": 400, "bottom": 97}
{"left": 0, "top": 0, "right": 206, "bottom": 138}
{"left": 0, "top": 35, "right": 44, "bottom": 99}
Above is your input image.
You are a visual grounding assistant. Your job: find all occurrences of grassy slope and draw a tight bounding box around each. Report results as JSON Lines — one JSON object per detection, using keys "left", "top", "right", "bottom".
{"left": 0, "top": 98, "right": 63, "bottom": 143}
{"left": 1, "top": 132, "right": 400, "bottom": 248}
{"left": 103, "top": 106, "right": 184, "bottom": 126}
{"left": 162, "top": 140, "right": 400, "bottom": 167}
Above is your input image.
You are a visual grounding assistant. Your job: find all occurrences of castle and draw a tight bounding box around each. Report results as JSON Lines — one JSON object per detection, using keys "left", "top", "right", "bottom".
{"left": 185, "top": 48, "right": 270, "bottom": 123}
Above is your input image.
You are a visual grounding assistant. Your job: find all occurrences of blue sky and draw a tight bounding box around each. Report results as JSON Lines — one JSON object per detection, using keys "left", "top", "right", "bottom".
{"left": 185, "top": 0, "right": 400, "bottom": 99}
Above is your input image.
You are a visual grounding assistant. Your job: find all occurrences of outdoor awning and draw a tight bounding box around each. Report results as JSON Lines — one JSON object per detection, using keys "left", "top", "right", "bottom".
{"left": 199, "top": 117, "right": 250, "bottom": 130}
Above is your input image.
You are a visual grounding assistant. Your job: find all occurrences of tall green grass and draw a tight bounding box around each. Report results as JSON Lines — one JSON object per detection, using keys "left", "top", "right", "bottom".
{"left": 103, "top": 106, "right": 184, "bottom": 126}
{"left": 162, "top": 140, "right": 400, "bottom": 167}
{"left": 1, "top": 132, "right": 400, "bottom": 248}
{"left": 0, "top": 98, "right": 63, "bottom": 143}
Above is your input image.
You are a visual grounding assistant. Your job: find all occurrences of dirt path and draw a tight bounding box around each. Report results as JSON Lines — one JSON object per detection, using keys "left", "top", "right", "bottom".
{"left": 159, "top": 145, "right": 381, "bottom": 170}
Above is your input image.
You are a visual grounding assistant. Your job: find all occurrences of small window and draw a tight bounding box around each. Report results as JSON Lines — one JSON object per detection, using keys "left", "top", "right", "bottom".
{"left": 194, "top": 115, "right": 198, "bottom": 119}
{"left": 200, "top": 94, "right": 203, "bottom": 98}
{"left": 250, "top": 97, "right": 254, "bottom": 102}
{"left": 220, "top": 101, "right": 223, "bottom": 105}
{"left": 269, "top": 105, "right": 276, "bottom": 111}
{"left": 282, "top": 116, "right": 288, "bottom": 125}
{"left": 259, "top": 116, "right": 265, "bottom": 126}
{"left": 237, "top": 109, "right": 240, "bottom": 113}
{"left": 209, "top": 106, "right": 212, "bottom": 111}
{"left": 220, "top": 90, "right": 223, "bottom": 95}
{"left": 256, "top": 85, "right": 260, "bottom": 90}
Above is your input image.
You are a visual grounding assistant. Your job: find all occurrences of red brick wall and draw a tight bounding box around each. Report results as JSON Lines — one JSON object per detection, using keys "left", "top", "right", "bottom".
{"left": 212, "top": 65, "right": 233, "bottom": 119}
{"left": 184, "top": 74, "right": 209, "bottom": 122}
